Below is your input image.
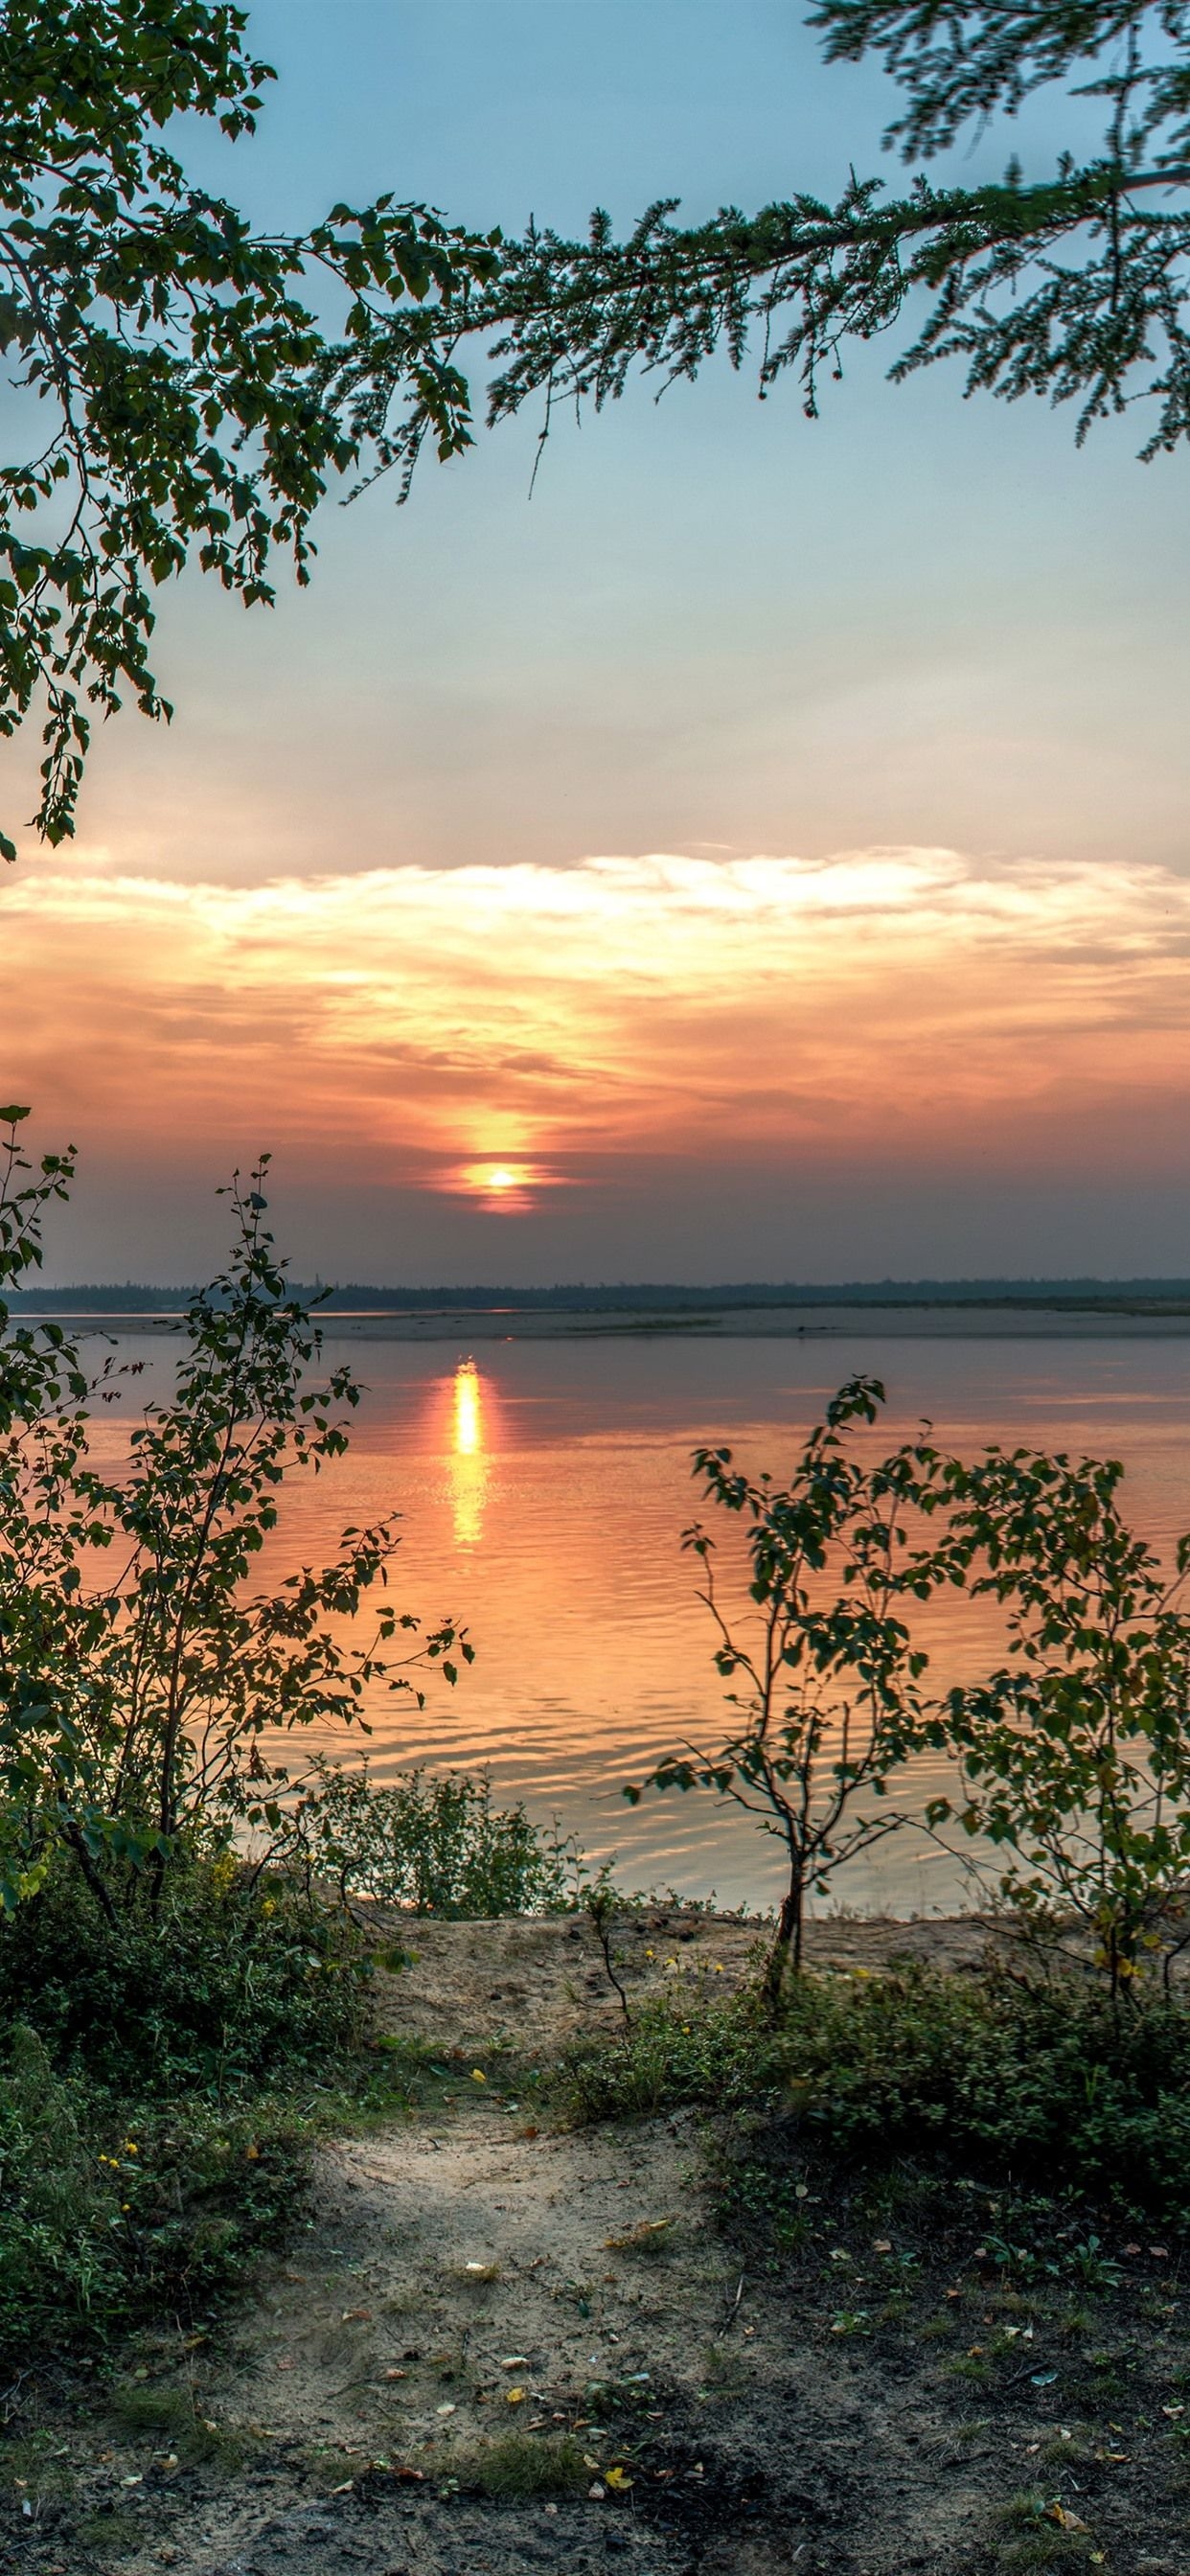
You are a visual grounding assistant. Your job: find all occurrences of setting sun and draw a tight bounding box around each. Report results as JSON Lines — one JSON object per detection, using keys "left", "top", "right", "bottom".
{"left": 443, "top": 1157, "right": 559, "bottom": 1213}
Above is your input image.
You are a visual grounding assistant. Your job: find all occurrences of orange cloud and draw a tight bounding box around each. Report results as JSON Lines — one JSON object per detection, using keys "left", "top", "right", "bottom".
{"left": 5, "top": 846, "right": 1190, "bottom": 1199}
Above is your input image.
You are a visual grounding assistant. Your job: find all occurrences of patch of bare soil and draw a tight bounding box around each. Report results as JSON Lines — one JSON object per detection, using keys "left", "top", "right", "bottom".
{"left": 3, "top": 1914, "right": 1187, "bottom": 2576}
{"left": 361, "top": 1904, "right": 1001, "bottom": 2049}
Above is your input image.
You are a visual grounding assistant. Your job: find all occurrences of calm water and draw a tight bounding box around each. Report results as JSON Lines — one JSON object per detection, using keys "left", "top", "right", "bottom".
{"left": 86, "top": 1332, "right": 1190, "bottom": 1916}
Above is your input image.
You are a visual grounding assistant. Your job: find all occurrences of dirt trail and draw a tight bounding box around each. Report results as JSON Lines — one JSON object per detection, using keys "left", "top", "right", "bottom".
{"left": 14, "top": 1913, "right": 1185, "bottom": 2576}
{"left": 113, "top": 1913, "right": 1000, "bottom": 2576}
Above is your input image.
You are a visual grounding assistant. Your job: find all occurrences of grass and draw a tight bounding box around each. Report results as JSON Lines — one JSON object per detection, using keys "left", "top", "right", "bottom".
{"left": 74, "top": 2509, "right": 142, "bottom": 2554}
{"left": 0, "top": 1854, "right": 431, "bottom": 2373}
{"left": 106, "top": 2380, "right": 246, "bottom": 2467}
{"left": 432, "top": 2429, "right": 590, "bottom": 2497}
{"left": 557, "top": 1958, "right": 1190, "bottom": 2231}
{"left": 994, "top": 2490, "right": 1098, "bottom": 2568}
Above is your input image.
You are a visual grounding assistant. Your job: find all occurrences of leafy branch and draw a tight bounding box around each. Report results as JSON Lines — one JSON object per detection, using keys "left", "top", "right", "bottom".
{"left": 345, "top": 4, "right": 1190, "bottom": 495}
{"left": 0, "top": 0, "right": 499, "bottom": 856}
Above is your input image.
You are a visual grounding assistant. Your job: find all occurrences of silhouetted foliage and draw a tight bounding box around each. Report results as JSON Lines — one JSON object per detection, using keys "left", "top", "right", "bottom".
{"left": 365, "top": 3, "right": 1190, "bottom": 483}
{"left": 0, "top": 0, "right": 497, "bottom": 855}
{"left": 0, "top": 1107, "right": 469, "bottom": 1916}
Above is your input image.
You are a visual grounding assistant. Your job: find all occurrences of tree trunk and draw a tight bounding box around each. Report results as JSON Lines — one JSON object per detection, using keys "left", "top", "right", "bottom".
{"left": 64, "top": 1825, "right": 118, "bottom": 1928}
{"left": 762, "top": 1874, "right": 803, "bottom": 2020}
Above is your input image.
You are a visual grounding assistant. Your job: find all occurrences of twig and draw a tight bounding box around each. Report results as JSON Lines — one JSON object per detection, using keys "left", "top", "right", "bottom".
{"left": 586, "top": 1888, "right": 632, "bottom": 2026}
{"left": 719, "top": 2272, "right": 745, "bottom": 2334}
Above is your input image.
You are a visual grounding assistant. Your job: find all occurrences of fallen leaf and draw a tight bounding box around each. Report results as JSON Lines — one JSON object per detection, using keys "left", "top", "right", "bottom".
{"left": 500, "top": 2356, "right": 530, "bottom": 2369}
{"left": 605, "top": 2466, "right": 633, "bottom": 2492}
{"left": 383, "top": 2369, "right": 408, "bottom": 2382}
{"left": 588, "top": 2482, "right": 606, "bottom": 2500}
{"left": 435, "top": 2403, "right": 456, "bottom": 2417}
{"left": 341, "top": 2308, "right": 373, "bottom": 2323}
{"left": 505, "top": 2388, "right": 526, "bottom": 2406}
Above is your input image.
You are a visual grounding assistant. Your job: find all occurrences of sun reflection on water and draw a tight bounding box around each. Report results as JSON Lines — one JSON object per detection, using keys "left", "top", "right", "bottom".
{"left": 449, "top": 1358, "right": 487, "bottom": 1547}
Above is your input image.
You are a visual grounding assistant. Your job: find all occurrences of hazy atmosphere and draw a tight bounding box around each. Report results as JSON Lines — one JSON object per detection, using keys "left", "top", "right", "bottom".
{"left": 6, "top": 0, "right": 1188, "bottom": 1282}
{"left": 9, "top": 14, "right": 1190, "bottom": 2569}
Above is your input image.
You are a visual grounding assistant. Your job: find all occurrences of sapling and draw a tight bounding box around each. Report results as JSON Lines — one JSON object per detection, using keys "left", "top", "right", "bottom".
{"left": 917, "top": 1438, "right": 1190, "bottom": 2001}
{"left": 626, "top": 1377, "right": 939, "bottom": 2009}
{"left": 0, "top": 1113, "right": 470, "bottom": 1914}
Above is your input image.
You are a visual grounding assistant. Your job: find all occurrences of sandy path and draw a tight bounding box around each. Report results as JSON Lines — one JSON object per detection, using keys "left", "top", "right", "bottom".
{"left": 114, "top": 1912, "right": 1004, "bottom": 2576}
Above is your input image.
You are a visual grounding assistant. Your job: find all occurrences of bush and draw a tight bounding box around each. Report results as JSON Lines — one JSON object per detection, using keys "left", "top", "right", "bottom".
{"left": 274, "top": 1756, "right": 580, "bottom": 1919}
{"left": 559, "top": 1962, "right": 1190, "bottom": 2228}
{"left": 0, "top": 1853, "right": 382, "bottom": 2367}
{"left": 0, "top": 2024, "right": 312, "bottom": 2366}
{"left": 0, "top": 1849, "right": 372, "bottom": 2093}
{"left": 778, "top": 1966, "right": 1190, "bottom": 2220}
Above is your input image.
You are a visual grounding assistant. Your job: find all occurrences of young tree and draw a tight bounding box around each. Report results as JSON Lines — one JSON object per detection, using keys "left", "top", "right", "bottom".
{"left": 0, "top": 1110, "right": 470, "bottom": 1918}
{"left": 626, "top": 1377, "right": 938, "bottom": 2007}
{"left": 918, "top": 1438, "right": 1190, "bottom": 2001}
{"left": 363, "top": 3, "right": 1190, "bottom": 480}
{"left": 0, "top": 0, "right": 498, "bottom": 857}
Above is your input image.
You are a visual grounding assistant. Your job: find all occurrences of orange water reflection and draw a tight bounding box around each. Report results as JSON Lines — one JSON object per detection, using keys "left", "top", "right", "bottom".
{"left": 448, "top": 1358, "right": 490, "bottom": 1548}
{"left": 70, "top": 1333, "right": 1190, "bottom": 1913}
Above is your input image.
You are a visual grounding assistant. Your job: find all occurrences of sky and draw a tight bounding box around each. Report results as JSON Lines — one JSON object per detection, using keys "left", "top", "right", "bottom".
{"left": 4, "top": 0, "right": 1189, "bottom": 1285}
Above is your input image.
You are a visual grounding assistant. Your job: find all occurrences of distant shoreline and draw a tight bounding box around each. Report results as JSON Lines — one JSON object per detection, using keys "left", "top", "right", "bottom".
{"left": 17, "top": 1300, "right": 1190, "bottom": 1340}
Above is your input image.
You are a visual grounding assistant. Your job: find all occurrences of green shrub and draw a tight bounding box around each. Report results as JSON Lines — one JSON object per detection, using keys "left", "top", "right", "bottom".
{"left": 0, "top": 2023, "right": 313, "bottom": 2366}
{"left": 274, "top": 1756, "right": 579, "bottom": 1919}
{"left": 559, "top": 1963, "right": 1190, "bottom": 2228}
{"left": 558, "top": 1982, "right": 784, "bottom": 2122}
{"left": 0, "top": 1124, "right": 470, "bottom": 1920}
{"left": 0, "top": 1850, "right": 372, "bottom": 2092}
{"left": 0, "top": 1852, "right": 381, "bottom": 2366}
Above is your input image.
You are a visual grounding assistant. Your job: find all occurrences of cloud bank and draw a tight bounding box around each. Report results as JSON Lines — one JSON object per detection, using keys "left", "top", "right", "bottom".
{"left": 6, "top": 845, "right": 1189, "bottom": 1275}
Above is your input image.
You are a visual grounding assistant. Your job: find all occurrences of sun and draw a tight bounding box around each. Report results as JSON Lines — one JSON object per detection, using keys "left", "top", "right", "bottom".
{"left": 438, "top": 1156, "right": 561, "bottom": 1210}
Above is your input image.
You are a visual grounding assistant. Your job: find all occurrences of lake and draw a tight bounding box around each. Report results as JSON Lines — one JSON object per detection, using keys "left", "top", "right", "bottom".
{"left": 83, "top": 1324, "right": 1190, "bottom": 1919}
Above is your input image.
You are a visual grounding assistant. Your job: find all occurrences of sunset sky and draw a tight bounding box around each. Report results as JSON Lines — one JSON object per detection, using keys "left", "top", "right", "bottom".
{"left": 5, "top": 0, "right": 1189, "bottom": 1285}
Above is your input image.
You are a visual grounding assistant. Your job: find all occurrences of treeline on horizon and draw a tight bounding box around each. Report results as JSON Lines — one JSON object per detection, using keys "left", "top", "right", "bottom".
{"left": 10, "top": 1277, "right": 1190, "bottom": 1314}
